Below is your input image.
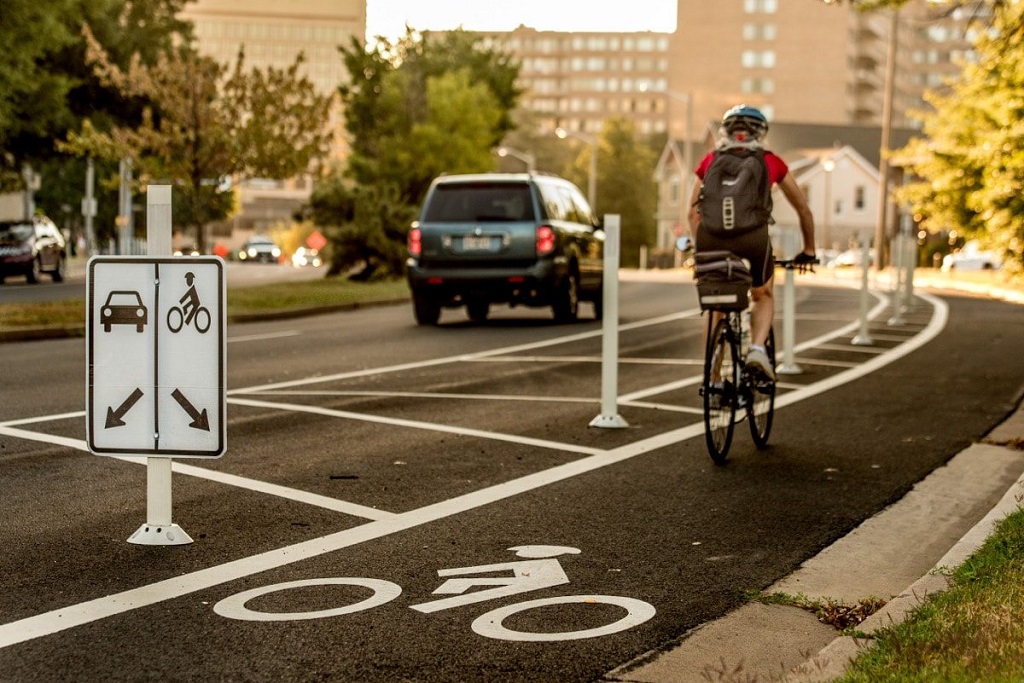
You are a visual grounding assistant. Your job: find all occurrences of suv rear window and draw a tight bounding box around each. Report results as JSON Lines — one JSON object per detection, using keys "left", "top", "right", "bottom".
{"left": 423, "top": 183, "right": 535, "bottom": 222}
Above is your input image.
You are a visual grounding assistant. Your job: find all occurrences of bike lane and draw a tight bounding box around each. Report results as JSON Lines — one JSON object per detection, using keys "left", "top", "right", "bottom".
{"left": 3, "top": 287, "right": 1022, "bottom": 681}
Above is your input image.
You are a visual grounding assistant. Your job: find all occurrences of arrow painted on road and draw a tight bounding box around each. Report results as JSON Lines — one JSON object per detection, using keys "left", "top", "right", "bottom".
{"left": 171, "top": 388, "right": 210, "bottom": 431}
{"left": 105, "top": 388, "right": 144, "bottom": 428}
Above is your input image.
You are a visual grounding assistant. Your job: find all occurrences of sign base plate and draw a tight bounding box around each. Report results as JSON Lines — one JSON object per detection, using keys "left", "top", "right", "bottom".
{"left": 127, "top": 523, "right": 194, "bottom": 546}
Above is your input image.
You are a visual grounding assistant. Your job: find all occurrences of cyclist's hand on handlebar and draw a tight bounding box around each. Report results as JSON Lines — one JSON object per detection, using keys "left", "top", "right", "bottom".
{"left": 675, "top": 235, "right": 693, "bottom": 253}
{"left": 792, "top": 251, "right": 818, "bottom": 273}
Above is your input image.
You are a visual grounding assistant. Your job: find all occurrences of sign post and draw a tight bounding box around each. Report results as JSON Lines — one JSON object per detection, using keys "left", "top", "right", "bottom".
{"left": 86, "top": 185, "right": 226, "bottom": 545}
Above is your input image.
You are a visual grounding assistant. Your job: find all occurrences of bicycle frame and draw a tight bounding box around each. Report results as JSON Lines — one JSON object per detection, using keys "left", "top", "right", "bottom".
{"left": 701, "top": 309, "right": 776, "bottom": 464}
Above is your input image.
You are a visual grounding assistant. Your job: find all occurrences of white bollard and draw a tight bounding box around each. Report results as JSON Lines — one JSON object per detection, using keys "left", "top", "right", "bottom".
{"left": 852, "top": 236, "right": 875, "bottom": 346}
{"left": 776, "top": 228, "right": 802, "bottom": 375}
{"left": 888, "top": 233, "right": 907, "bottom": 326}
{"left": 590, "top": 215, "right": 628, "bottom": 429}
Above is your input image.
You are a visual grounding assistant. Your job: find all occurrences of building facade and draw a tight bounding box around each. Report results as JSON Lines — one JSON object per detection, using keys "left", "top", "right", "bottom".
{"left": 178, "top": 0, "right": 365, "bottom": 240}
{"left": 481, "top": 27, "right": 674, "bottom": 138}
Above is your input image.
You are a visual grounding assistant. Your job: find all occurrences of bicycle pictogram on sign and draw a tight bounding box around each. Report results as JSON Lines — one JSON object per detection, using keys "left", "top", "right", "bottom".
{"left": 167, "top": 271, "right": 211, "bottom": 333}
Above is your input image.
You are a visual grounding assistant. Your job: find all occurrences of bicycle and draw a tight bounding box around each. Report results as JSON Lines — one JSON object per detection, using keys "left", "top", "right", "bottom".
{"left": 694, "top": 251, "right": 816, "bottom": 464}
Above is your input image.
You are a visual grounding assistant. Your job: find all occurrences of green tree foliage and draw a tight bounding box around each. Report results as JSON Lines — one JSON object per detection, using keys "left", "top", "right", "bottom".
{"left": 894, "top": 1, "right": 1024, "bottom": 272}
{"left": 1, "top": 0, "right": 192, "bottom": 252}
{"left": 313, "top": 29, "right": 520, "bottom": 277}
{"left": 562, "top": 118, "right": 658, "bottom": 268}
{"left": 64, "top": 29, "right": 332, "bottom": 253}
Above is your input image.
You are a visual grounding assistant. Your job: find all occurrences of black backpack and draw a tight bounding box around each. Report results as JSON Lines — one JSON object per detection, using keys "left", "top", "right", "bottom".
{"left": 697, "top": 146, "right": 773, "bottom": 236}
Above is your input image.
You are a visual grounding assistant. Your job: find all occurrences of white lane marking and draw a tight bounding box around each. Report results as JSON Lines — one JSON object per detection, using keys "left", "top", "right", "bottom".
{"left": 227, "top": 331, "right": 302, "bottom": 343}
{"left": 0, "top": 427, "right": 396, "bottom": 521}
{"left": 227, "top": 309, "right": 704, "bottom": 395}
{"left": 228, "top": 397, "right": 603, "bottom": 456}
{"left": 214, "top": 578, "right": 403, "bottom": 621}
{"left": 815, "top": 343, "right": 886, "bottom": 354}
{"left": 0, "top": 289, "right": 944, "bottom": 648}
{"left": 1, "top": 411, "right": 85, "bottom": 426}
{"left": 465, "top": 356, "right": 705, "bottom": 366}
{"left": 621, "top": 401, "right": 704, "bottom": 415}
{"left": 254, "top": 390, "right": 598, "bottom": 405}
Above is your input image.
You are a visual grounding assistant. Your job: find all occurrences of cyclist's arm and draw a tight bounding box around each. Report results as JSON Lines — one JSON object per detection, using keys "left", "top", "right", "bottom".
{"left": 777, "top": 173, "right": 816, "bottom": 257}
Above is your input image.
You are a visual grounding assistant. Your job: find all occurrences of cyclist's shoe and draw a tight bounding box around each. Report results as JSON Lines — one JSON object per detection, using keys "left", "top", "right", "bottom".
{"left": 745, "top": 348, "right": 775, "bottom": 381}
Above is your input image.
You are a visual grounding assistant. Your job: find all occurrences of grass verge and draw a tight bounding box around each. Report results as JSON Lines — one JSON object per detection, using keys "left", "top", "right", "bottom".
{"left": 838, "top": 504, "right": 1024, "bottom": 682}
{"left": 0, "top": 276, "right": 410, "bottom": 330}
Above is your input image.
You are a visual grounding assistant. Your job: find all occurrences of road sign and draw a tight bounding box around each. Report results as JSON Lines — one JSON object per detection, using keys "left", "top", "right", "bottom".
{"left": 87, "top": 256, "right": 226, "bottom": 457}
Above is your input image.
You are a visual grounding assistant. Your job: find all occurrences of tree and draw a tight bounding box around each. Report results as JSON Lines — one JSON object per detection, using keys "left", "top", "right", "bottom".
{"left": 313, "top": 29, "right": 520, "bottom": 277}
{"left": 562, "top": 118, "right": 658, "bottom": 268}
{"left": 894, "top": 1, "right": 1024, "bottom": 272}
{"left": 0, "top": 0, "right": 192, "bottom": 189}
{"left": 64, "top": 29, "right": 332, "bottom": 253}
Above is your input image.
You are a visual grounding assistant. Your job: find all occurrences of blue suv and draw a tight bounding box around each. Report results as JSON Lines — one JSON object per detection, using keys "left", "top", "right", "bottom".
{"left": 406, "top": 173, "right": 604, "bottom": 325}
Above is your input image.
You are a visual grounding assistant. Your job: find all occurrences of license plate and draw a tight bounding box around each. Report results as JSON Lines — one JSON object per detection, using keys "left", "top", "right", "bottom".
{"left": 461, "top": 235, "right": 492, "bottom": 251}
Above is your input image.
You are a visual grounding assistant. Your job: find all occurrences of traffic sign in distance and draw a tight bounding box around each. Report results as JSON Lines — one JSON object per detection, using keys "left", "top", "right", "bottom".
{"left": 87, "top": 257, "right": 226, "bottom": 457}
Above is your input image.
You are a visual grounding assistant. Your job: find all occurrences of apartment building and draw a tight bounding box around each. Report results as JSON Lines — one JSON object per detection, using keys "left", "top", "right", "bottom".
{"left": 482, "top": 27, "right": 674, "bottom": 138}
{"left": 178, "top": 0, "right": 365, "bottom": 238}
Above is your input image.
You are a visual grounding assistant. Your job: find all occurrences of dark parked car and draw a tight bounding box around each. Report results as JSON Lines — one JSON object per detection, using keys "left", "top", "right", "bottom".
{"left": 0, "top": 215, "right": 67, "bottom": 284}
{"left": 406, "top": 173, "right": 604, "bottom": 325}
{"left": 237, "top": 236, "right": 281, "bottom": 263}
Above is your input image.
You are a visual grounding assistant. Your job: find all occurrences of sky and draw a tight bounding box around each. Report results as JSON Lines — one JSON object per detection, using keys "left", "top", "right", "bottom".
{"left": 365, "top": 0, "right": 678, "bottom": 43}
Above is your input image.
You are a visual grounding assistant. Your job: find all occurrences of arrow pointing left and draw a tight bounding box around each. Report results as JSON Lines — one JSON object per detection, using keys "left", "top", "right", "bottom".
{"left": 105, "top": 388, "right": 144, "bottom": 428}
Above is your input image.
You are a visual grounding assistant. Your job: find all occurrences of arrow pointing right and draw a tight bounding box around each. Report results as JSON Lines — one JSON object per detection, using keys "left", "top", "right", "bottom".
{"left": 105, "top": 388, "right": 144, "bottom": 428}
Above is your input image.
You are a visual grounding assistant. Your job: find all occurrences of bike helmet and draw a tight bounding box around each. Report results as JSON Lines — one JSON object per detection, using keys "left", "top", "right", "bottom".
{"left": 722, "top": 104, "right": 769, "bottom": 141}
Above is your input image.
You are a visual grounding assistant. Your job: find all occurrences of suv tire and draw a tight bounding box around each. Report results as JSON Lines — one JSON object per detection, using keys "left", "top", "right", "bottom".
{"left": 466, "top": 299, "right": 489, "bottom": 323}
{"left": 413, "top": 292, "right": 441, "bottom": 326}
{"left": 552, "top": 270, "right": 579, "bottom": 323}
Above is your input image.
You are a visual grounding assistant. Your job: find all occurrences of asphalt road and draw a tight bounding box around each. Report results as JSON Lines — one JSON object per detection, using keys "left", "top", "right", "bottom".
{"left": 1, "top": 276, "right": 1022, "bottom": 682}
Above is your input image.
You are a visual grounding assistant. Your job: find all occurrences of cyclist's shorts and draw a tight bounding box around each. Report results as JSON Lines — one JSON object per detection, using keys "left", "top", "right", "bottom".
{"left": 695, "top": 226, "right": 774, "bottom": 287}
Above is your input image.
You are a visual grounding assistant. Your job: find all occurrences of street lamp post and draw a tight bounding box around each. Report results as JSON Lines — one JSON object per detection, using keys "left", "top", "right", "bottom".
{"left": 497, "top": 146, "right": 536, "bottom": 172}
{"left": 555, "top": 127, "right": 597, "bottom": 209}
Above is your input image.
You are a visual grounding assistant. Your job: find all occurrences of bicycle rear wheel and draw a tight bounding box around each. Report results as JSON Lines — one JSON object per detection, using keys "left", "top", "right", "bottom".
{"left": 703, "top": 316, "right": 738, "bottom": 464}
{"left": 748, "top": 327, "right": 776, "bottom": 449}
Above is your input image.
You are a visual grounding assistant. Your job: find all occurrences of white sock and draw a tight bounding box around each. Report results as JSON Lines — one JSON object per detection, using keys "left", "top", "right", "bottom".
{"left": 750, "top": 344, "right": 766, "bottom": 354}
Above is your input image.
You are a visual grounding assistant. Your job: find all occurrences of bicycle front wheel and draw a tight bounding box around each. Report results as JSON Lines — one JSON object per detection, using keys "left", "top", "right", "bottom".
{"left": 703, "top": 316, "right": 738, "bottom": 464}
{"left": 748, "top": 326, "right": 776, "bottom": 449}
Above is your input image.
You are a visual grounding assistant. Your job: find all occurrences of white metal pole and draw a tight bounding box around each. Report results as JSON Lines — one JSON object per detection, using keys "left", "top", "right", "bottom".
{"left": 852, "top": 235, "right": 875, "bottom": 346}
{"left": 590, "top": 215, "right": 628, "bottom": 428}
{"left": 776, "top": 228, "right": 802, "bottom": 375}
{"left": 888, "top": 232, "right": 906, "bottom": 326}
{"left": 127, "top": 184, "right": 193, "bottom": 546}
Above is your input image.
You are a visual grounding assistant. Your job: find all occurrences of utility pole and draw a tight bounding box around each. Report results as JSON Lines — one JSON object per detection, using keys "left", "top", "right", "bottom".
{"left": 875, "top": 8, "right": 899, "bottom": 272}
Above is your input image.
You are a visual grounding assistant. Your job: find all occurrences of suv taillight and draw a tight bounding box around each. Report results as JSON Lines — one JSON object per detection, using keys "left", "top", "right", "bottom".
{"left": 536, "top": 226, "right": 555, "bottom": 255}
{"left": 408, "top": 227, "right": 422, "bottom": 256}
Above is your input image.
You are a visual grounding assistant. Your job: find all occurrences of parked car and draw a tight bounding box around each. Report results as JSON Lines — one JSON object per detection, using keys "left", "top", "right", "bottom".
{"left": 0, "top": 215, "right": 66, "bottom": 284}
{"left": 291, "top": 246, "right": 322, "bottom": 268}
{"left": 173, "top": 244, "right": 201, "bottom": 256}
{"left": 406, "top": 173, "right": 604, "bottom": 325}
{"left": 828, "top": 248, "right": 875, "bottom": 269}
{"left": 941, "top": 241, "right": 1002, "bottom": 272}
{"left": 238, "top": 236, "right": 281, "bottom": 263}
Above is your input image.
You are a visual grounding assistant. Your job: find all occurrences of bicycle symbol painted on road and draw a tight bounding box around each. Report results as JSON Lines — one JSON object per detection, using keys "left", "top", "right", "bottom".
{"left": 166, "top": 271, "right": 211, "bottom": 333}
{"left": 213, "top": 545, "right": 656, "bottom": 642}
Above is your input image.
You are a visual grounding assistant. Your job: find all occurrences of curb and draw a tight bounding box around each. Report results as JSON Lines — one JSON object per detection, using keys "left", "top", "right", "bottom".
{"left": 787, "top": 459, "right": 1024, "bottom": 682}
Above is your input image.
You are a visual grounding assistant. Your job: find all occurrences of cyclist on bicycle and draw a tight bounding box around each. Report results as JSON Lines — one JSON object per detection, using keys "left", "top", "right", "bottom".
{"left": 682, "top": 104, "right": 816, "bottom": 380}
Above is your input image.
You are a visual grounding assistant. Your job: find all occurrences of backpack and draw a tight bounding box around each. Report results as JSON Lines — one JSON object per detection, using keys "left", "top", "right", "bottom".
{"left": 697, "top": 146, "right": 773, "bottom": 236}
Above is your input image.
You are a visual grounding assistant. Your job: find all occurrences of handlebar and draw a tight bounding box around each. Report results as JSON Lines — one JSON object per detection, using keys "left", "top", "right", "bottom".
{"left": 774, "top": 256, "right": 819, "bottom": 274}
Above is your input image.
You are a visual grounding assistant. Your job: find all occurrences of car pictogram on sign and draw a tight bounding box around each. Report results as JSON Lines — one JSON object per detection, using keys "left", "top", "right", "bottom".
{"left": 100, "top": 290, "right": 148, "bottom": 332}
